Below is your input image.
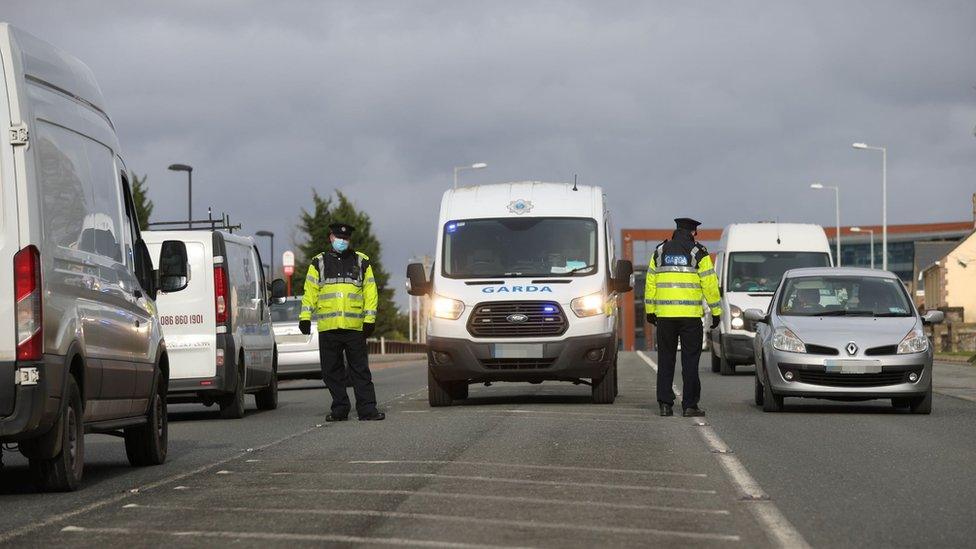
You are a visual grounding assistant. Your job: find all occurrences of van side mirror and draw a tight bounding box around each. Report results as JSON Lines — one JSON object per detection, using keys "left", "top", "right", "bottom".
{"left": 270, "top": 279, "right": 287, "bottom": 303}
{"left": 158, "top": 240, "right": 189, "bottom": 293}
{"left": 922, "top": 310, "right": 944, "bottom": 325}
{"left": 612, "top": 259, "right": 634, "bottom": 292}
{"left": 742, "top": 308, "right": 767, "bottom": 332}
{"left": 134, "top": 239, "right": 158, "bottom": 300}
{"left": 406, "top": 263, "right": 430, "bottom": 296}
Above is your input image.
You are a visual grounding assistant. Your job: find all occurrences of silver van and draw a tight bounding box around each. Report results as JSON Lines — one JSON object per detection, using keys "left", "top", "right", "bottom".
{"left": 0, "top": 24, "right": 189, "bottom": 491}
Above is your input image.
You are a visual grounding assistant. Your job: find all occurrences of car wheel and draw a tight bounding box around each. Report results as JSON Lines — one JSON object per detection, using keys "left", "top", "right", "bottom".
{"left": 711, "top": 350, "right": 721, "bottom": 373}
{"left": 219, "top": 362, "right": 246, "bottom": 419}
{"left": 761, "top": 373, "right": 784, "bottom": 412}
{"left": 428, "top": 365, "right": 453, "bottom": 407}
{"left": 592, "top": 363, "right": 616, "bottom": 404}
{"left": 125, "top": 370, "right": 168, "bottom": 466}
{"left": 31, "top": 376, "right": 84, "bottom": 491}
{"left": 719, "top": 354, "right": 735, "bottom": 376}
{"left": 909, "top": 387, "right": 932, "bottom": 415}
{"left": 255, "top": 359, "right": 279, "bottom": 411}
{"left": 754, "top": 371, "right": 764, "bottom": 406}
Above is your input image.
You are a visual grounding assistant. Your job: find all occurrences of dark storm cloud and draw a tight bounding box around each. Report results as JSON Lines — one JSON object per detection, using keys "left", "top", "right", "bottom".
{"left": 5, "top": 1, "right": 975, "bottom": 305}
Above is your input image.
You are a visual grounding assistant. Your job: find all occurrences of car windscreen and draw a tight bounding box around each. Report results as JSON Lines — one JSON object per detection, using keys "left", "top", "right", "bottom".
{"left": 442, "top": 217, "right": 598, "bottom": 278}
{"left": 271, "top": 300, "right": 303, "bottom": 322}
{"left": 778, "top": 276, "right": 913, "bottom": 317}
{"left": 726, "top": 252, "right": 831, "bottom": 293}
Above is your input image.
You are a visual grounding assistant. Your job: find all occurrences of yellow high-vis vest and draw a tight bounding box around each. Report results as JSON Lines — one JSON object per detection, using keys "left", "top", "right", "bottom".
{"left": 644, "top": 240, "right": 722, "bottom": 318}
{"left": 300, "top": 250, "right": 378, "bottom": 332}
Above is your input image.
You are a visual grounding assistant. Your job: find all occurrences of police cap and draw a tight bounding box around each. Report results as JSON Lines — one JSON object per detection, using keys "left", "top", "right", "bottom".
{"left": 674, "top": 217, "right": 702, "bottom": 231}
{"left": 329, "top": 223, "right": 355, "bottom": 239}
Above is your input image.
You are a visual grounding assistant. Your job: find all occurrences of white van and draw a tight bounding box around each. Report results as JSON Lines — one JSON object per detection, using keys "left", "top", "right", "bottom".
{"left": 144, "top": 230, "right": 280, "bottom": 418}
{"left": 406, "top": 182, "right": 633, "bottom": 406}
{"left": 0, "top": 24, "right": 189, "bottom": 491}
{"left": 710, "top": 223, "right": 832, "bottom": 375}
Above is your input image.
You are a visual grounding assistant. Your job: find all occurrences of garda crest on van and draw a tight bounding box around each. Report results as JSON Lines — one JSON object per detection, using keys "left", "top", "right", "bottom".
{"left": 482, "top": 285, "right": 553, "bottom": 294}
{"left": 507, "top": 199, "right": 534, "bottom": 215}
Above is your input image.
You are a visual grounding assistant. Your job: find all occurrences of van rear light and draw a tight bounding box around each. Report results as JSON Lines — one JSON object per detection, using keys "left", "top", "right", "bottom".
{"left": 214, "top": 265, "right": 228, "bottom": 324}
{"left": 14, "top": 245, "right": 42, "bottom": 361}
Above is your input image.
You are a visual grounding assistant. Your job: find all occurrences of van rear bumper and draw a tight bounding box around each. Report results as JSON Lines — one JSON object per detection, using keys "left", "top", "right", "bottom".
{"left": 0, "top": 356, "right": 63, "bottom": 441}
{"left": 426, "top": 333, "right": 616, "bottom": 383}
{"left": 168, "top": 334, "right": 238, "bottom": 402}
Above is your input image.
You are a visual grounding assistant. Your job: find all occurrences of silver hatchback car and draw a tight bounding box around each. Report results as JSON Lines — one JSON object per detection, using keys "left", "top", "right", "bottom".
{"left": 746, "top": 267, "right": 943, "bottom": 414}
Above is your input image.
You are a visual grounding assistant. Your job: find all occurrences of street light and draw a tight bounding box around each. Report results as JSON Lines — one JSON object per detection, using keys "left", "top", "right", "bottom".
{"left": 850, "top": 227, "right": 875, "bottom": 269}
{"left": 852, "top": 142, "right": 887, "bottom": 270}
{"left": 168, "top": 163, "right": 193, "bottom": 228}
{"left": 256, "top": 230, "right": 274, "bottom": 279}
{"left": 810, "top": 182, "right": 842, "bottom": 266}
{"left": 454, "top": 162, "right": 487, "bottom": 189}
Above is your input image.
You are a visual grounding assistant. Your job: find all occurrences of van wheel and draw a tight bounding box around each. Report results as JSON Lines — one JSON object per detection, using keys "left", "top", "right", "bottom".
{"left": 592, "top": 364, "right": 616, "bottom": 404}
{"left": 219, "top": 363, "right": 246, "bottom": 419}
{"left": 31, "top": 377, "right": 84, "bottom": 492}
{"left": 449, "top": 382, "right": 469, "bottom": 401}
{"left": 719, "top": 354, "right": 735, "bottom": 376}
{"left": 125, "top": 370, "right": 168, "bottom": 466}
{"left": 428, "top": 366, "right": 453, "bottom": 407}
{"left": 255, "top": 354, "right": 279, "bottom": 411}
{"left": 711, "top": 350, "right": 721, "bottom": 373}
{"left": 754, "top": 371, "right": 764, "bottom": 406}
{"left": 613, "top": 357, "right": 619, "bottom": 397}
{"left": 909, "top": 387, "right": 932, "bottom": 415}
{"left": 761, "top": 374, "right": 784, "bottom": 412}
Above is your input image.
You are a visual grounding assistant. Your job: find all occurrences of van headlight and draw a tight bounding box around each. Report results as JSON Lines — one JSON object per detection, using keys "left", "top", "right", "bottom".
{"left": 432, "top": 295, "right": 464, "bottom": 320}
{"left": 772, "top": 327, "right": 806, "bottom": 353}
{"left": 730, "top": 304, "right": 744, "bottom": 330}
{"left": 897, "top": 328, "right": 929, "bottom": 354}
{"left": 571, "top": 293, "right": 604, "bottom": 318}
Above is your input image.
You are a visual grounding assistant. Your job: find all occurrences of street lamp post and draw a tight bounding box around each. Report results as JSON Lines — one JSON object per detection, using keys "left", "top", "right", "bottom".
{"left": 168, "top": 163, "right": 193, "bottom": 228}
{"left": 850, "top": 227, "right": 875, "bottom": 269}
{"left": 853, "top": 142, "right": 887, "bottom": 270}
{"left": 810, "top": 183, "right": 842, "bottom": 266}
{"left": 256, "top": 230, "right": 275, "bottom": 279}
{"left": 453, "top": 162, "right": 487, "bottom": 189}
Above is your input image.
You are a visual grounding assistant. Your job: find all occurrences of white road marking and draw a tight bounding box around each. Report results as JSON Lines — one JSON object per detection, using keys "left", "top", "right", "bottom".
{"left": 0, "top": 386, "right": 429, "bottom": 545}
{"left": 253, "top": 487, "right": 731, "bottom": 515}
{"left": 60, "top": 525, "right": 523, "bottom": 549}
{"left": 346, "top": 459, "right": 708, "bottom": 478}
{"left": 636, "top": 351, "right": 811, "bottom": 548}
{"left": 254, "top": 471, "right": 717, "bottom": 494}
{"left": 120, "top": 503, "right": 741, "bottom": 542}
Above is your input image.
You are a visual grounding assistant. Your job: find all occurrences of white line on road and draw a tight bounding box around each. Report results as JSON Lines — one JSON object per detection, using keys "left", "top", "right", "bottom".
{"left": 61, "top": 525, "right": 524, "bottom": 549}
{"left": 635, "top": 351, "right": 811, "bottom": 548}
{"left": 118, "top": 503, "right": 741, "bottom": 542}
{"left": 259, "top": 471, "right": 717, "bottom": 494}
{"left": 345, "top": 459, "right": 708, "bottom": 478}
{"left": 253, "top": 487, "right": 731, "bottom": 515}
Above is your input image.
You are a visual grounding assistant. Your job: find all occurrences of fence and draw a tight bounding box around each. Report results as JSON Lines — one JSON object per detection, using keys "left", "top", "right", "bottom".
{"left": 367, "top": 338, "right": 427, "bottom": 355}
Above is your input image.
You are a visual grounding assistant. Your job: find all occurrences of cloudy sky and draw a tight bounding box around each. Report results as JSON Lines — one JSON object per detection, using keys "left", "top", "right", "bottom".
{"left": 6, "top": 1, "right": 975, "bottom": 306}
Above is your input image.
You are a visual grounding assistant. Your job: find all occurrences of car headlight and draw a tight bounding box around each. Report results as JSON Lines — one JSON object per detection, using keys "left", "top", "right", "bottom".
{"left": 730, "top": 304, "right": 744, "bottom": 330}
{"left": 571, "top": 292, "right": 604, "bottom": 318}
{"left": 772, "top": 327, "right": 806, "bottom": 353}
{"left": 432, "top": 295, "right": 464, "bottom": 320}
{"left": 897, "top": 328, "right": 929, "bottom": 354}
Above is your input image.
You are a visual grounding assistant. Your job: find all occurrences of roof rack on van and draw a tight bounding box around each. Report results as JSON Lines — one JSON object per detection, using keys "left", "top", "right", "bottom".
{"left": 146, "top": 209, "right": 242, "bottom": 233}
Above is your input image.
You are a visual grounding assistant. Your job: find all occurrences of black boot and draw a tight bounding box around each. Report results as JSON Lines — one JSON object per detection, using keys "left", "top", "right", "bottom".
{"left": 659, "top": 403, "right": 674, "bottom": 417}
{"left": 325, "top": 413, "right": 349, "bottom": 422}
{"left": 359, "top": 412, "right": 386, "bottom": 421}
{"left": 682, "top": 406, "right": 706, "bottom": 417}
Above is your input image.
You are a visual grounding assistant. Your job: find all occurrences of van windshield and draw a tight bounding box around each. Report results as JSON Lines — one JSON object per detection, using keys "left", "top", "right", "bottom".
{"left": 726, "top": 252, "right": 831, "bottom": 293}
{"left": 442, "top": 217, "right": 598, "bottom": 278}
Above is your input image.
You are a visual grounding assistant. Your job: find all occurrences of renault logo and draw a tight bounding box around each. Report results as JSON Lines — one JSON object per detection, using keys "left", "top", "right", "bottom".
{"left": 846, "top": 342, "right": 858, "bottom": 356}
{"left": 506, "top": 313, "right": 529, "bottom": 323}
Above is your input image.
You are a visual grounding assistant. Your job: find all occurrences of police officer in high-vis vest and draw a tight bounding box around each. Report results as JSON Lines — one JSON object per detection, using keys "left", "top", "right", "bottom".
{"left": 299, "top": 223, "right": 385, "bottom": 421}
{"left": 645, "top": 218, "right": 721, "bottom": 417}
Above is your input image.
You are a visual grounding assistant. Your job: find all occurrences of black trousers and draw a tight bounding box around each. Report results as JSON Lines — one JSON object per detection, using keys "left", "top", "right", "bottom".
{"left": 319, "top": 329, "right": 378, "bottom": 417}
{"left": 655, "top": 317, "right": 703, "bottom": 409}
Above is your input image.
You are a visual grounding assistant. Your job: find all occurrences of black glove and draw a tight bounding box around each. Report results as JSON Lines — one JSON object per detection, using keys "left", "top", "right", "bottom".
{"left": 299, "top": 319, "right": 311, "bottom": 335}
{"left": 646, "top": 313, "right": 657, "bottom": 326}
{"left": 362, "top": 323, "right": 375, "bottom": 338}
{"left": 711, "top": 316, "right": 720, "bottom": 330}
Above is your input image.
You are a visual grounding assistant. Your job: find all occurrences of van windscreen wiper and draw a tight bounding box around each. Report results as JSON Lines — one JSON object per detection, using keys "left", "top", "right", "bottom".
{"left": 566, "top": 264, "right": 597, "bottom": 275}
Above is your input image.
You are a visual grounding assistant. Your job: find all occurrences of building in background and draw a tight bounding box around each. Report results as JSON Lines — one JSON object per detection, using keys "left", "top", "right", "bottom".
{"left": 912, "top": 241, "right": 959, "bottom": 304}
{"left": 921, "top": 230, "right": 976, "bottom": 322}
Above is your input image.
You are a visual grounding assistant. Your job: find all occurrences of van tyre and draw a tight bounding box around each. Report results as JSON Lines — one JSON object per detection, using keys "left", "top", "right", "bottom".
{"left": 761, "top": 371, "right": 784, "bottom": 412}
{"left": 592, "top": 363, "right": 616, "bottom": 404}
{"left": 428, "top": 367, "right": 453, "bottom": 407}
{"left": 719, "top": 354, "right": 735, "bottom": 376}
{"left": 124, "top": 370, "right": 168, "bottom": 466}
{"left": 449, "top": 382, "right": 469, "bottom": 401}
{"left": 909, "top": 387, "right": 932, "bottom": 415}
{"left": 31, "top": 377, "right": 84, "bottom": 492}
{"left": 711, "top": 350, "right": 721, "bottom": 373}
{"left": 219, "top": 363, "right": 246, "bottom": 419}
{"left": 255, "top": 354, "right": 279, "bottom": 411}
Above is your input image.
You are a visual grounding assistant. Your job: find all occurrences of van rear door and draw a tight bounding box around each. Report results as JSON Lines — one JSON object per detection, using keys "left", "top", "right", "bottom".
{"left": 0, "top": 32, "right": 20, "bottom": 416}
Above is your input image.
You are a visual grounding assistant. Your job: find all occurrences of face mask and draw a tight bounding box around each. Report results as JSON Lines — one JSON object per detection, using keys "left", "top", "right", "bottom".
{"left": 331, "top": 238, "right": 349, "bottom": 253}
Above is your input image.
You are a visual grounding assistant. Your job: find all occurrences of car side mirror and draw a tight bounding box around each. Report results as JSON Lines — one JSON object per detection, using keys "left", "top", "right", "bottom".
{"left": 922, "top": 310, "right": 944, "bottom": 325}
{"left": 270, "top": 278, "right": 287, "bottom": 303}
{"left": 611, "top": 259, "right": 634, "bottom": 293}
{"left": 158, "top": 240, "right": 189, "bottom": 293}
{"left": 406, "top": 263, "right": 430, "bottom": 296}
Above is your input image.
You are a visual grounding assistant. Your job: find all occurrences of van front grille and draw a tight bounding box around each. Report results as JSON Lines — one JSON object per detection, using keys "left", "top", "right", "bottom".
{"left": 467, "top": 301, "right": 567, "bottom": 338}
{"left": 480, "top": 358, "right": 556, "bottom": 370}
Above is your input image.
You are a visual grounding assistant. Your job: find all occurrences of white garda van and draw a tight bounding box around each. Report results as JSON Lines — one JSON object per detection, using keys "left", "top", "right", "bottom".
{"left": 710, "top": 223, "right": 832, "bottom": 375}
{"left": 144, "top": 230, "right": 281, "bottom": 418}
{"left": 406, "top": 182, "right": 633, "bottom": 406}
{"left": 0, "top": 24, "right": 190, "bottom": 491}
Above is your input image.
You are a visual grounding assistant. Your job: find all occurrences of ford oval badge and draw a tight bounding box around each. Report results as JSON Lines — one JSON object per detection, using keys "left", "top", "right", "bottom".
{"left": 506, "top": 313, "right": 529, "bottom": 323}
